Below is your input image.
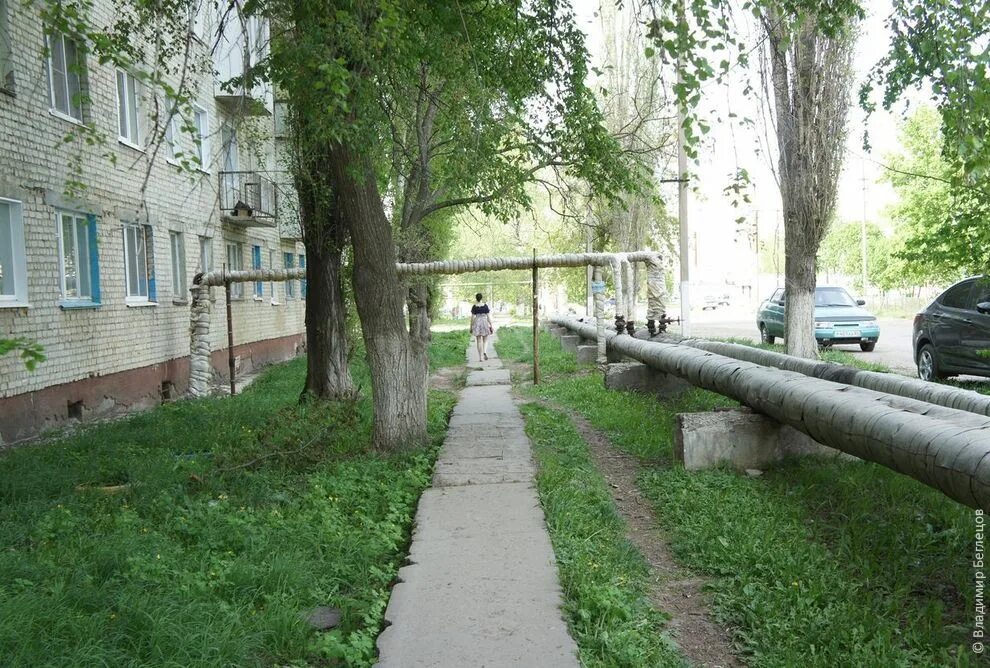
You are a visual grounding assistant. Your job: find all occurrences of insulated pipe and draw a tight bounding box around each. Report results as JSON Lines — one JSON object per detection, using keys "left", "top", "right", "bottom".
{"left": 552, "top": 316, "right": 990, "bottom": 510}
{"left": 633, "top": 331, "right": 990, "bottom": 418}
{"left": 395, "top": 251, "right": 662, "bottom": 276}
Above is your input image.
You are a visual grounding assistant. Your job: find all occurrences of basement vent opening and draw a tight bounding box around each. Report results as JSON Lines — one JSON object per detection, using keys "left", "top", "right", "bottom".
{"left": 67, "top": 400, "right": 84, "bottom": 420}
{"left": 161, "top": 380, "right": 175, "bottom": 402}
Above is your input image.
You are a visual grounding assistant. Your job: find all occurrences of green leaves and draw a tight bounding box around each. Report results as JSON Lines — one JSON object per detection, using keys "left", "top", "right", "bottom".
{"left": 0, "top": 338, "right": 46, "bottom": 371}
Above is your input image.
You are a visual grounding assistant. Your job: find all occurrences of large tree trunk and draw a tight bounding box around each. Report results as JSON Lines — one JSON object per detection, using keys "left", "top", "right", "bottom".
{"left": 329, "top": 141, "right": 428, "bottom": 451}
{"left": 295, "top": 148, "right": 354, "bottom": 401}
{"left": 301, "top": 242, "right": 354, "bottom": 399}
{"left": 783, "top": 223, "right": 819, "bottom": 358}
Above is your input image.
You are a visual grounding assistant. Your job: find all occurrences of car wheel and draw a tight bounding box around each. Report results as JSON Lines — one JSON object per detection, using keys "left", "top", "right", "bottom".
{"left": 759, "top": 323, "right": 774, "bottom": 345}
{"left": 860, "top": 341, "right": 876, "bottom": 352}
{"left": 917, "top": 344, "right": 944, "bottom": 382}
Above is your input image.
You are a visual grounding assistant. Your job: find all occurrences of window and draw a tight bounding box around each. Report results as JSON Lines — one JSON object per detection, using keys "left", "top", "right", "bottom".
{"left": 191, "top": 0, "right": 210, "bottom": 42}
{"left": 251, "top": 244, "right": 262, "bottom": 298}
{"left": 116, "top": 70, "right": 142, "bottom": 146}
{"left": 47, "top": 32, "right": 85, "bottom": 121}
{"left": 0, "top": 199, "right": 27, "bottom": 305}
{"left": 226, "top": 241, "right": 243, "bottom": 298}
{"left": 283, "top": 252, "right": 294, "bottom": 299}
{"left": 298, "top": 253, "right": 306, "bottom": 299}
{"left": 192, "top": 105, "right": 209, "bottom": 169}
{"left": 123, "top": 223, "right": 155, "bottom": 303}
{"left": 941, "top": 281, "right": 975, "bottom": 310}
{"left": 57, "top": 211, "right": 100, "bottom": 304}
{"left": 0, "top": 0, "right": 13, "bottom": 91}
{"left": 169, "top": 231, "right": 186, "bottom": 299}
{"left": 268, "top": 249, "right": 278, "bottom": 304}
{"left": 273, "top": 100, "right": 288, "bottom": 138}
{"left": 198, "top": 235, "right": 213, "bottom": 274}
{"left": 221, "top": 123, "right": 238, "bottom": 205}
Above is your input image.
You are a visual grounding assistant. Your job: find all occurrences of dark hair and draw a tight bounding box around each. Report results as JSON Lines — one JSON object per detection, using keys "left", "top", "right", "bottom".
{"left": 475, "top": 293, "right": 483, "bottom": 302}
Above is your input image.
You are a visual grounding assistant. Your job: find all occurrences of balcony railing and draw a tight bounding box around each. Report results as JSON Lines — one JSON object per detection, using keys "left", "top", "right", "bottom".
{"left": 219, "top": 171, "right": 277, "bottom": 226}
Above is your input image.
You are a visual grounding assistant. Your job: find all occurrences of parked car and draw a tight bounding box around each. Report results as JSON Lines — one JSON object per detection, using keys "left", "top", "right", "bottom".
{"left": 913, "top": 276, "right": 990, "bottom": 381}
{"left": 756, "top": 286, "right": 880, "bottom": 351}
{"left": 701, "top": 295, "right": 719, "bottom": 310}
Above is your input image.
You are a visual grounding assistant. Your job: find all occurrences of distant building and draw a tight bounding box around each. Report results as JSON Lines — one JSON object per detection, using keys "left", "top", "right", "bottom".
{"left": 0, "top": 0, "right": 306, "bottom": 444}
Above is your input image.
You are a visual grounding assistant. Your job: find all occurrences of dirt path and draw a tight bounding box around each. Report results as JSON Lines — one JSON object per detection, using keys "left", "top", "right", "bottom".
{"left": 506, "top": 361, "right": 742, "bottom": 668}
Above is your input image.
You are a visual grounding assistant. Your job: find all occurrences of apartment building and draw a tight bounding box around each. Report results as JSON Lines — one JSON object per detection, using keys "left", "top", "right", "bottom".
{"left": 0, "top": 0, "right": 307, "bottom": 444}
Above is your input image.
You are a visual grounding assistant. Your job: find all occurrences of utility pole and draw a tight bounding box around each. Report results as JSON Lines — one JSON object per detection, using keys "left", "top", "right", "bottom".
{"left": 585, "top": 223, "right": 593, "bottom": 316}
{"left": 676, "top": 0, "right": 691, "bottom": 336}
{"left": 860, "top": 159, "right": 868, "bottom": 296}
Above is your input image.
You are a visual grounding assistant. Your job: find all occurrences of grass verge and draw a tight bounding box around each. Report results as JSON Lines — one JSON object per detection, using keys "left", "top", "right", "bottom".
{"left": 498, "top": 326, "right": 976, "bottom": 667}
{"left": 521, "top": 402, "right": 685, "bottom": 667}
{"left": 0, "top": 332, "right": 464, "bottom": 667}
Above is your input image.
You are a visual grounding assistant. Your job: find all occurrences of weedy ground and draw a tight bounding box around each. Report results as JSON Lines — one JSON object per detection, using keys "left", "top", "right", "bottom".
{"left": 498, "top": 326, "right": 976, "bottom": 667}
{"left": 0, "top": 330, "right": 466, "bottom": 667}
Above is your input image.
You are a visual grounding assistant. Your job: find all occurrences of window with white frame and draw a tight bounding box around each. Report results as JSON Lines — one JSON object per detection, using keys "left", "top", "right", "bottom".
{"left": 226, "top": 241, "right": 243, "bottom": 298}
{"left": 123, "top": 223, "right": 155, "bottom": 303}
{"left": 0, "top": 198, "right": 27, "bottom": 305}
{"left": 116, "top": 70, "right": 142, "bottom": 146}
{"left": 198, "top": 235, "right": 212, "bottom": 273}
{"left": 47, "top": 32, "right": 85, "bottom": 121}
{"left": 163, "top": 111, "right": 179, "bottom": 161}
{"left": 191, "top": 0, "right": 210, "bottom": 42}
{"left": 192, "top": 104, "right": 209, "bottom": 169}
{"left": 0, "top": 0, "right": 14, "bottom": 91}
{"left": 57, "top": 210, "right": 99, "bottom": 303}
{"left": 169, "top": 231, "right": 186, "bottom": 299}
{"left": 283, "top": 252, "right": 294, "bottom": 299}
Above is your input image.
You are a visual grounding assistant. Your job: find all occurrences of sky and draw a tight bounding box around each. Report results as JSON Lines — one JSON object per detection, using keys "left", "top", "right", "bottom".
{"left": 570, "top": 0, "right": 915, "bottom": 291}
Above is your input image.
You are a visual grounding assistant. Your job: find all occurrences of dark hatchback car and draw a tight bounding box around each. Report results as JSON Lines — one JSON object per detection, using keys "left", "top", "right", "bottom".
{"left": 914, "top": 276, "right": 990, "bottom": 381}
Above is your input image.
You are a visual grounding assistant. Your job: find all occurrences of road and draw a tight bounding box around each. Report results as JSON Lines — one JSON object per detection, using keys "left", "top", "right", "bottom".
{"left": 664, "top": 305, "right": 919, "bottom": 376}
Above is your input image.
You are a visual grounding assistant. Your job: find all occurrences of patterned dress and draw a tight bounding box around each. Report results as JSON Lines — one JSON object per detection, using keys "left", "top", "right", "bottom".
{"left": 471, "top": 303, "right": 492, "bottom": 336}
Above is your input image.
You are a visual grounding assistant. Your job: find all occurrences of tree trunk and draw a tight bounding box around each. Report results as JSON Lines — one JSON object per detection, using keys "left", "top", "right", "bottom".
{"left": 784, "top": 218, "right": 819, "bottom": 358}
{"left": 329, "top": 141, "right": 428, "bottom": 451}
{"left": 301, "top": 242, "right": 354, "bottom": 400}
{"left": 295, "top": 142, "right": 354, "bottom": 401}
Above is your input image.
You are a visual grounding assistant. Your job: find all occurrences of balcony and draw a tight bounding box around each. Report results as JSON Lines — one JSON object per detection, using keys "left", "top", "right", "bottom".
{"left": 213, "top": 16, "right": 272, "bottom": 116}
{"left": 219, "top": 171, "right": 277, "bottom": 228}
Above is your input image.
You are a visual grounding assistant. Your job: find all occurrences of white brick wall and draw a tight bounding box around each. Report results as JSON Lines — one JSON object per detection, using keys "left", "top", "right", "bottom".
{"left": 0, "top": 0, "right": 306, "bottom": 399}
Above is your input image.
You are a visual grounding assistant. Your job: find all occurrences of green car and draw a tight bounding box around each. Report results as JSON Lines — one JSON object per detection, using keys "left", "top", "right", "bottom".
{"left": 756, "top": 286, "right": 880, "bottom": 351}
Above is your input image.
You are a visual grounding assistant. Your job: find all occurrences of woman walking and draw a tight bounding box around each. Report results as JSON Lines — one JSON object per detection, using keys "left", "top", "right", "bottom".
{"left": 470, "top": 293, "right": 493, "bottom": 361}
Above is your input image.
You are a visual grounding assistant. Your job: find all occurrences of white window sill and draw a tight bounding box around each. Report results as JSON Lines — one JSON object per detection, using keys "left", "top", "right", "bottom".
{"left": 125, "top": 299, "right": 157, "bottom": 308}
{"left": 49, "top": 108, "right": 85, "bottom": 126}
{"left": 270, "top": 300, "right": 280, "bottom": 306}
{"left": 253, "top": 295, "right": 265, "bottom": 302}
{"left": 59, "top": 300, "right": 100, "bottom": 310}
{"left": 197, "top": 166, "right": 210, "bottom": 175}
{"left": 118, "top": 137, "right": 145, "bottom": 153}
{"left": 0, "top": 300, "right": 31, "bottom": 309}
{"left": 166, "top": 157, "right": 183, "bottom": 168}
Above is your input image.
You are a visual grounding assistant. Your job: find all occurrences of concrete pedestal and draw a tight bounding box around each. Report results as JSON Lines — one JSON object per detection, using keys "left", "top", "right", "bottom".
{"left": 560, "top": 334, "right": 580, "bottom": 353}
{"left": 674, "top": 408, "right": 843, "bottom": 471}
{"left": 604, "top": 362, "right": 691, "bottom": 399}
{"left": 575, "top": 345, "right": 597, "bottom": 364}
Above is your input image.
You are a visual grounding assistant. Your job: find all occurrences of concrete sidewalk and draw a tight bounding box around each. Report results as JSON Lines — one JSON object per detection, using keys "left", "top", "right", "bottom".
{"left": 375, "top": 335, "right": 579, "bottom": 667}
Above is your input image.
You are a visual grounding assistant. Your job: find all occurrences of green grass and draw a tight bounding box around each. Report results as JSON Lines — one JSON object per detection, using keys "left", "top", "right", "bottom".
{"left": 0, "top": 339, "right": 462, "bottom": 667}
{"left": 521, "top": 403, "right": 685, "bottom": 667}
{"left": 428, "top": 329, "right": 470, "bottom": 370}
{"left": 498, "top": 326, "right": 977, "bottom": 667}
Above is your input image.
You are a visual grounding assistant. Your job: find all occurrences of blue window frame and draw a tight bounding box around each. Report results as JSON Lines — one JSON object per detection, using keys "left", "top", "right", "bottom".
{"left": 298, "top": 253, "right": 306, "bottom": 299}
{"left": 57, "top": 211, "right": 101, "bottom": 308}
{"left": 283, "top": 252, "right": 294, "bottom": 299}
{"left": 251, "top": 244, "right": 262, "bottom": 297}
